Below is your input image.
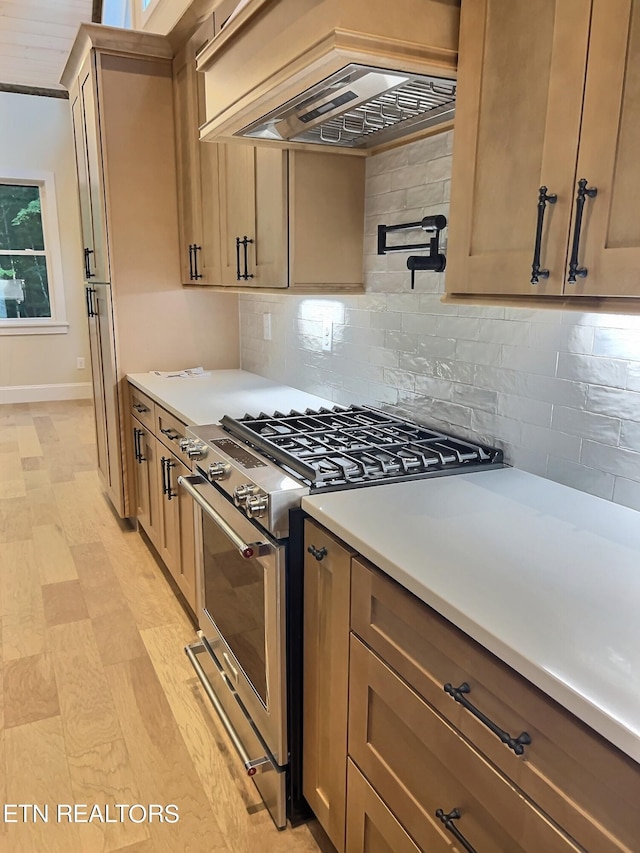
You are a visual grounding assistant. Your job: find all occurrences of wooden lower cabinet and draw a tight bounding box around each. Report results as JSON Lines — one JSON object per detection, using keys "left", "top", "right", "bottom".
{"left": 349, "top": 636, "right": 578, "bottom": 852}
{"left": 302, "top": 521, "right": 640, "bottom": 853}
{"left": 155, "top": 448, "right": 197, "bottom": 611}
{"left": 346, "top": 761, "right": 421, "bottom": 853}
{"left": 302, "top": 519, "right": 354, "bottom": 853}
{"left": 131, "top": 419, "right": 159, "bottom": 544}
{"left": 128, "top": 386, "right": 196, "bottom": 613}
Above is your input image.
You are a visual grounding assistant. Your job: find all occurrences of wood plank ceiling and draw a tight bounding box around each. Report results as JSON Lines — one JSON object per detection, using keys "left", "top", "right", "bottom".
{"left": 0, "top": 0, "right": 98, "bottom": 92}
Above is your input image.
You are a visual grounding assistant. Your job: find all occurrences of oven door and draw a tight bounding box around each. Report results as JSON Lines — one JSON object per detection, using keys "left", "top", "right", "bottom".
{"left": 179, "top": 474, "right": 287, "bottom": 766}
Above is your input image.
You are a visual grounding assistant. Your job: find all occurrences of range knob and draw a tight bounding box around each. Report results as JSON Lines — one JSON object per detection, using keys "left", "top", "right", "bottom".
{"left": 246, "top": 493, "right": 268, "bottom": 519}
{"left": 186, "top": 440, "right": 207, "bottom": 460}
{"left": 233, "top": 483, "right": 257, "bottom": 506}
{"left": 208, "top": 461, "right": 230, "bottom": 481}
{"left": 179, "top": 438, "right": 191, "bottom": 452}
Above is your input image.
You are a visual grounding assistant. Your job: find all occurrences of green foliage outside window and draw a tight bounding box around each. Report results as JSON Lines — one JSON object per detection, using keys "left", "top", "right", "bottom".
{"left": 0, "top": 183, "right": 51, "bottom": 319}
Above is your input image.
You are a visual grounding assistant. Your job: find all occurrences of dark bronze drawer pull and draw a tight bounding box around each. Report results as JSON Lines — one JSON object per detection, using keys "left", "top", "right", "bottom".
{"left": 530, "top": 185, "right": 557, "bottom": 284}
{"left": 160, "top": 427, "right": 180, "bottom": 442}
{"left": 307, "top": 545, "right": 327, "bottom": 561}
{"left": 435, "top": 808, "right": 477, "bottom": 853}
{"left": 567, "top": 178, "right": 597, "bottom": 284}
{"left": 444, "top": 682, "right": 531, "bottom": 755}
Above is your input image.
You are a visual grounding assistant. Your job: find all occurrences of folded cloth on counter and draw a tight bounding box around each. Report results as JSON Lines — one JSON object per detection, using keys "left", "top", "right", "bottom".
{"left": 150, "top": 367, "right": 211, "bottom": 378}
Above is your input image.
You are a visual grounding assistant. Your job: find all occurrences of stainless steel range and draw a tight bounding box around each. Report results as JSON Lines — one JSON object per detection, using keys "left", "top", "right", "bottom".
{"left": 178, "top": 405, "right": 504, "bottom": 829}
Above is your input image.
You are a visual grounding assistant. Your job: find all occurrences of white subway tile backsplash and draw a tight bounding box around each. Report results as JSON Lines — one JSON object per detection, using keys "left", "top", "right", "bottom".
{"left": 586, "top": 386, "right": 640, "bottom": 421}
{"left": 620, "top": 420, "right": 640, "bottom": 450}
{"left": 237, "top": 134, "right": 640, "bottom": 510}
{"left": 546, "top": 459, "right": 615, "bottom": 500}
{"left": 593, "top": 327, "right": 640, "bottom": 359}
{"left": 452, "top": 383, "right": 498, "bottom": 413}
{"left": 551, "top": 406, "right": 621, "bottom": 445}
{"left": 499, "top": 345, "right": 558, "bottom": 376}
{"left": 455, "top": 339, "right": 502, "bottom": 367}
{"left": 556, "top": 352, "right": 628, "bottom": 388}
{"left": 613, "top": 477, "right": 640, "bottom": 512}
{"left": 521, "top": 423, "right": 582, "bottom": 463}
{"left": 582, "top": 441, "right": 640, "bottom": 479}
{"left": 497, "top": 394, "right": 552, "bottom": 428}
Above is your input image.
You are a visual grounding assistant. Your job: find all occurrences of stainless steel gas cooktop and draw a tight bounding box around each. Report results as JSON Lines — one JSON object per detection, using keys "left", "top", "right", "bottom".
{"left": 183, "top": 406, "right": 504, "bottom": 538}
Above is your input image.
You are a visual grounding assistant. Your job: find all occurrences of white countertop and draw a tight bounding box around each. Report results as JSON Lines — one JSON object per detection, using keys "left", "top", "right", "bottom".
{"left": 302, "top": 467, "right": 640, "bottom": 764}
{"left": 127, "top": 369, "right": 333, "bottom": 425}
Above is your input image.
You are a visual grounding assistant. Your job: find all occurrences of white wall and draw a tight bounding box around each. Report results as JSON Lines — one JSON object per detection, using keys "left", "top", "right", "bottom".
{"left": 0, "top": 92, "right": 90, "bottom": 402}
{"left": 239, "top": 131, "right": 640, "bottom": 512}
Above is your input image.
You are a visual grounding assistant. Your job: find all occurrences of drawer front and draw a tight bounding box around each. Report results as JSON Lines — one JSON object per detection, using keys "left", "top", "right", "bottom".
{"left": 346, "top": 760, "right": 421, "bottom": 853}
{"left": 129, "top": 385, "right": 155, "bottom": 430}
{"left": 155, "top": 405, "right": 191, "bottom": 467}
{"left": 348, "top": 635, "right": 579, "bottom": 853}
{"left": 351, "top": 558, "right": 640, "bottom": 852}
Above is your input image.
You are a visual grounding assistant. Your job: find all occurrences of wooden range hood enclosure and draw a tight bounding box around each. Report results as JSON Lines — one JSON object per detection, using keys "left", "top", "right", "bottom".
{"left": 197, "top": 0, "right": 460, "bottom": 153}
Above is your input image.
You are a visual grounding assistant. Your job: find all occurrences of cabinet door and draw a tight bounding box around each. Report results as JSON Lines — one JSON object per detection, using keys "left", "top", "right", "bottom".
{"left": 89, "top": 283, "right": 125, "bottom": 515}
{"left": 447, "top": 0, "right": 591, "bottom": 297}
{"left": 572, "top": 0, "right": 640, "bottom": 296}
{"left": 70, "top": 80, "right": 95, "bottom": 282}
{"left": 173, "top": 34, "right": 221, "bottom": 285}
{"left": 156, "top": 447, "right": 196, "bottom": 611}
{"left": 78, "top": 53, "right": 110, "bottom": 283}
{"left": 218, "top": 144, "right": 287, "bottom": 286}
{"left": 302, "top": 519, "right": 354, "bottom": 853}
{"left": 131, "top": 420, "right": 159, "bottom": 544}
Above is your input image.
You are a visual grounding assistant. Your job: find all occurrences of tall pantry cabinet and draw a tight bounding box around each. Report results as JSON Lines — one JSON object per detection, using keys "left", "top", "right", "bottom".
{"left": 61, "top": 24, "right": 239, "bottom": 518}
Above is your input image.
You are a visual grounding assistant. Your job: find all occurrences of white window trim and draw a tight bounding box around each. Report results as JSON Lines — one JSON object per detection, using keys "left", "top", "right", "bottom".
{"left": 0, "top": 169, "right": 68, "bottom": 336}
{"left": 133, "top": 0, "right": 162, "bottom": 28}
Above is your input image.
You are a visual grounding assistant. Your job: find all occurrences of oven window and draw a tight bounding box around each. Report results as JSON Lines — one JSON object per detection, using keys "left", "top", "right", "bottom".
{"left": 201, "top": 514, "right": 267, "bottom": 705}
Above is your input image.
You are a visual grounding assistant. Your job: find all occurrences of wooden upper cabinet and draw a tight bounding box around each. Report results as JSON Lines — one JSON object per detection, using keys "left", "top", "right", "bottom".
{"left": 447, "top": 0, "right": 640, "bottom": 300}
{"left": 574, "top": 0, "right": 640, "bottom": 296}
{"left": 173, "top": 25, "right": 221, "bottom": 285}
{"left": 70, "top": 52, "right": 110, "bottom": 283}
{"left": 218, "top": 144, "right": 287, "bottom": 287}
{"left": 197, "top": 138, "right": 365, "bottom": 291}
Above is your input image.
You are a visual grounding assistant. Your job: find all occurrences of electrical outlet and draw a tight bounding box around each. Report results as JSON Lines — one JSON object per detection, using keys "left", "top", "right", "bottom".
{"left": 263, "top": 313, "right": 272, "bottom": 341}
{"left": 321, "top": 319, "right": 332, "bottom": 352}
{"left": 76, "top": 357, "right": 85, "bottom": 370}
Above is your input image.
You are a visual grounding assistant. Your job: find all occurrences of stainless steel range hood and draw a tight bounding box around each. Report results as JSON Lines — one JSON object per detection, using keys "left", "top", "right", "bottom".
{"left": 237, "top": 64, "right": 456, "bottom": 149}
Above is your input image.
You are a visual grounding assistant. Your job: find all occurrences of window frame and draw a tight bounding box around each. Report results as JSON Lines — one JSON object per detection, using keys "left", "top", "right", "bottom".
{"left": 0, "top": 170, "right": 68, "bottom": 336}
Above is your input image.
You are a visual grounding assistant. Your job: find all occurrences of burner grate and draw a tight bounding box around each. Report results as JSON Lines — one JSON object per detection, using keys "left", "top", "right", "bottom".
{"left": 221, "top": 405, "right": 503, "bottom": 488}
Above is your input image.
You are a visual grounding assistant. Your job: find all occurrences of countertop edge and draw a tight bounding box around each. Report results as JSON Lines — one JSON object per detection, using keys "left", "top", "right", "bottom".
{"left": 301, "top": 492, "right": 640, "bottom": 766}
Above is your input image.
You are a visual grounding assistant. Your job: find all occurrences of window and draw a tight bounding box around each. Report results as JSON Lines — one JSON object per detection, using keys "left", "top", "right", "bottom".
{"left": 0, "top": 172, "right": 67, "bottom": 335}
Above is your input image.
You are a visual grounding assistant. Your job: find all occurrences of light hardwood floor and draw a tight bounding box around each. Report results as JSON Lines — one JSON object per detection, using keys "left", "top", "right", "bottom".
{"left": 0, "top": 399, "right": 328, "bottom": 853}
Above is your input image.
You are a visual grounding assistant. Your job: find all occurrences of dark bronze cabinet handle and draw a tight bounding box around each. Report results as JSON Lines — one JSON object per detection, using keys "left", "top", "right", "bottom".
{"left": 435, "top": 809, "right": 477, "bottom": 853}
{"left": 235, "top": 237, "right": 242, "bottom": 280}
{"left": 444, "top": 682, "right": 531, "bottom": 755}
{"left": 307, "top": 545, "right": 327, "bottom": 561}
{"left": 530, "top": 185, "right": 557, "bottom": 284}
{"left": 236, "top": 236, "right": 255, "bottom": 281}
{"left": 133, "top": 427, "right": 145, "bottom": 463}
{"left": 188, "top": 244, "right": 194, "bottom": 280}
{"left": 192, "top": 244, "right": 203, "bottom": 280}
{"left": 567, "top": 178, "right": 597, "bottom": 283}
{"left": 242, "top": 235, "right": 254, "bottom": 280}
{"left": 161, "top": 456, "right": 176, "bottom": 500}
{"left": 85, "top": 285, "right": 96, "bottom": 318}
{"left": 84, "top": 247, "right": 95, "bottom": 279}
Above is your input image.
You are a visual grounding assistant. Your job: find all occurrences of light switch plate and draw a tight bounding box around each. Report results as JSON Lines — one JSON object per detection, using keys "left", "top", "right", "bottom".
{"left": 263, "top": 313, "right": 272, "bottom": 341}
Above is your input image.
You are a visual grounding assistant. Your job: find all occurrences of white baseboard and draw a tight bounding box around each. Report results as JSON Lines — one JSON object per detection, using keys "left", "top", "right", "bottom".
{"left": 0, "top": 382, "right": 92, "bottom": 404}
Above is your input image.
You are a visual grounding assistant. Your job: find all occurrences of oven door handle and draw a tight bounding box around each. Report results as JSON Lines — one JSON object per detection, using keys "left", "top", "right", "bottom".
{"left": 178, "top": 475, "right": 268, "bottom": 559}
